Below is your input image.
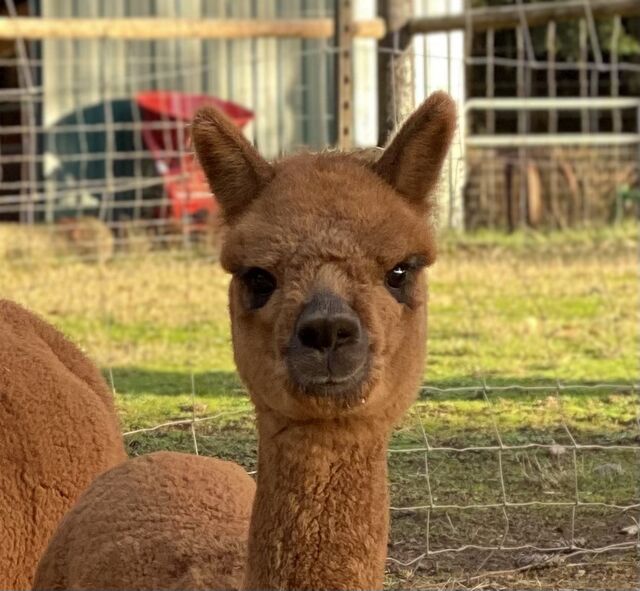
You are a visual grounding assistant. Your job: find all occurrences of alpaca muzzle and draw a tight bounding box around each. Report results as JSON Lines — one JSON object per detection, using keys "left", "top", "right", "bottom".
{"left": 286, "top": 291, "right": 369, "bottom": 396}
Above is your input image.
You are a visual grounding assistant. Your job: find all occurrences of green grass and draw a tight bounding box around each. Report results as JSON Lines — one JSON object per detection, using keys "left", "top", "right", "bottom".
{"left": 1, "top": 223, "right": 638, "bottom": 589}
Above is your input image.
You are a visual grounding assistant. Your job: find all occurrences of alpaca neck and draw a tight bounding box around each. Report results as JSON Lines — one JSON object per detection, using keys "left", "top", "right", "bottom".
{"left": 243, "top": 411, "right": 391, "bottom": 591}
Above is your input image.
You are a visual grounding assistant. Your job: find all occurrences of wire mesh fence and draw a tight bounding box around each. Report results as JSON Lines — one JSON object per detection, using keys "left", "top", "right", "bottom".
{"left": 117, "top": 381, "right": 640, "bottom": 582}
{"left": 1, "top": 0, "right": 639, "bottom": 588}
{"left": 1, "top": 0, "right": 344, "bottom": 243}
{"left": 388, "top": 383, "right": 638, "bottom": 565}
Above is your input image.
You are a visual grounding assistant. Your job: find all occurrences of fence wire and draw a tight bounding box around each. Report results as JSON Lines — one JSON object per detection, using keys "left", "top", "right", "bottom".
{"left": 115, "top": 378, "right": 639, "bottom": 584}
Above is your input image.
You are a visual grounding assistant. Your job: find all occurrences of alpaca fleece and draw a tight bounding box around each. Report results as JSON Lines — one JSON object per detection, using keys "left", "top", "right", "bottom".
{"left": 0, "top": 299, "right": 126, "bottom": 589}
{"left": 34, "top": 452, "right": 256, "bottom": 591}
{"left": 245, "top": 416, "right": 393, "bottom": 589}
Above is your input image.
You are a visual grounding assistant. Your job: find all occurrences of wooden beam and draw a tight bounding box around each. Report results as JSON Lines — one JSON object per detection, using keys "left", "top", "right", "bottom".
{"left": 352, "top": 18, "right": 385, "bottom": 39}
{"left": 546, "top": 21, "right": 558, "bottom": 134}
{"left": 409, "top": 0, "right": 640, "bottom": 34}
{"left": 485, "top": 29, "right": 495, "bottom": 135}
{"left": 579, "top": 19, "right": 589, "bottom": 133}
{"left": 546, "top": 21, "right": 561, "bottom": 228}
{"left": 0, "top": 17, "right": 386, "bottom": 40}
{"left": 516, "top": 26, "right": 528, "bottom": 229}
{"left": 2, "top": 0, "right": 638, "bottom": 40}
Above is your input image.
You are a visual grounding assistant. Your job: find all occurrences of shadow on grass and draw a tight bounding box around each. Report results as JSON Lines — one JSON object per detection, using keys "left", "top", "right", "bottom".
{"left": 105, "top": 367, "right": 243, "bottom": 398}
{"left": 106, "top": 367, "right": 636, "bottom": 400}
{"left": 116, "top": 368, "right": 637, "bottom": 467}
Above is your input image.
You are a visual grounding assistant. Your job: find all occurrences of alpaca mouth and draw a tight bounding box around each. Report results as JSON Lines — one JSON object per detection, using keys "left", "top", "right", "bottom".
{"left": 292, "top": 358, "right": 370, "bottom": 399}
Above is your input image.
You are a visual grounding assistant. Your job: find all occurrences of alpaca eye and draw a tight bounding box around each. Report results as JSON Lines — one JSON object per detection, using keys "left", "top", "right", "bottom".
{"left": 241, "top": 267, "right": 276, "bottom": 309}
{"left": 385, "top": 257, "right": 426, "bottom": 305}
{"left": 385, "top": 264, "right": 409, "bottom": 290}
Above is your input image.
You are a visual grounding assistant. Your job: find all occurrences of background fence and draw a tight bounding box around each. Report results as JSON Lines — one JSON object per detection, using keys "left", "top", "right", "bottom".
{"left": 0, "top": 1, "right": 639, "bottom": 589}
{"left": 2, "top": 0, "right": 639, "bottom": 235}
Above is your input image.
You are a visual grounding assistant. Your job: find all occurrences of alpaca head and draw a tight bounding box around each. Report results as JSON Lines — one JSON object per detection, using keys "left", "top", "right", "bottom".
{"left": 192, "top": 93, "right": 456, "bottom": 425}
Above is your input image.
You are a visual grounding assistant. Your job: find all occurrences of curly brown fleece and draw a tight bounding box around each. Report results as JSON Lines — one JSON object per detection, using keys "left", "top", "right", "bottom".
{"left": 34, "top": 452, "right": 256, "bottom": 591}
{"left": 0, "top": 299, "right": 126, "bottom": 589}
{"left": 199, "top": 94, "right": 456, "bottom": 588}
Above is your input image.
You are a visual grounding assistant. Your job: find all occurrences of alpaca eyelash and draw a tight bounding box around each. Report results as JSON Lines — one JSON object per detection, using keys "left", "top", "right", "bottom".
{"left": 379, "top": 254, "right": 428, "bottom": 273}
{"left": 403, "top": 255, "right": 428, "bottom": 271}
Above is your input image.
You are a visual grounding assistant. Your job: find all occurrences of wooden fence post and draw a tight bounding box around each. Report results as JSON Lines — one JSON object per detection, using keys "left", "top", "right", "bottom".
{"left": 335, "top": 0, "right": 354, "bottom": 150}
{"left": 376, "top": 0, "right": 414, "bottom": 146}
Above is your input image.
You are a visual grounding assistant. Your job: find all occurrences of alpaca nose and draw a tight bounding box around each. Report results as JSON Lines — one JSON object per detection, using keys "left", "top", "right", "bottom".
{"left": 287, "top": 292, "right": 369, "bottom": 394}
{"left": 296, "top": 311, "right": 360, "bottom": 352}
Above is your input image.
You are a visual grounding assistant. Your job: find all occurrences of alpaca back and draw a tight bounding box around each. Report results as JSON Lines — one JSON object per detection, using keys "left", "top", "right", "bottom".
{"left": 34, "top": 452, "right": 255, "bottom": 591}
{"left": 0, "top": 299, "right": 126, "bottom": 589}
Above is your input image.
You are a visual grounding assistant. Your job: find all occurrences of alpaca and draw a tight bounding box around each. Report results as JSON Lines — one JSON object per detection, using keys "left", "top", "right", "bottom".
{"left": 33, "top": 452, "right": 256, "bottom": 590}
{"left": 0, "top": 300, "right": 126, "bottom": 589}
{"left": 33, "top": 91, "right": 456, "bottom": 591}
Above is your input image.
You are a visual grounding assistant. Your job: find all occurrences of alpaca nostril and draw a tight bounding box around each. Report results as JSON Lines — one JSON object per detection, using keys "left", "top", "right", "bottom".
{"left": 297, "top": 321, "right": 328, "bottom": 350}
{"left": 294, "top": 293, "right": 362, "bottom": 353}
{"left": 333, "top": 317, "right": 360, "bottom": 347}
{"left": 336, "top": 328, "right": 350, "bottom": 342}
{"left": 296, "top": 314, "right": 360, "bottom": 351}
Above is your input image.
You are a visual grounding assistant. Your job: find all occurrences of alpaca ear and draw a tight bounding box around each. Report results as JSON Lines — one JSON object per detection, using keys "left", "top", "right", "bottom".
{"left": 373, "top": 91, "right": 457, "bottom": 212}
{"left": 191, "top": 106, "right": 274, "bottom": 223}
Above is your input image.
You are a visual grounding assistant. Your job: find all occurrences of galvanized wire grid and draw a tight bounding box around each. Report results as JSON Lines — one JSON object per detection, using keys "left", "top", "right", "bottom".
{"left": 2, "top": 2, "right": 639, "bottom": 232}
{"left": 114, "top": 379, "right": 640, "bottom": 578}
{"left": 390, "top": 383, "right": 639, "bottom": 554}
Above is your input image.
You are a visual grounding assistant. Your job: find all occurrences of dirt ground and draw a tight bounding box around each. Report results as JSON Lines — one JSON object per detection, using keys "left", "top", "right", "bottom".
{"left": 386, "top": 507, "right": 638, "bottom": 590}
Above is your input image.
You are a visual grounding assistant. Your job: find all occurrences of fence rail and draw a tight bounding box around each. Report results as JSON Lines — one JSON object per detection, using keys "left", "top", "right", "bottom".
{"left": 1, "top": 0, "right": 639, "bottom": 40}
{"left": 410, "top": 0, "right": 640, "bottom": 34}
{"left": 0, "top": 16, "right": 386, "bottom": 40}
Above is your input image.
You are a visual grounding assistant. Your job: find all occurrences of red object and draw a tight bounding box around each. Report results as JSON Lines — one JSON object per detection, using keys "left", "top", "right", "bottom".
{"left": 135, "top": 91, "right": 253, "bottom": 229}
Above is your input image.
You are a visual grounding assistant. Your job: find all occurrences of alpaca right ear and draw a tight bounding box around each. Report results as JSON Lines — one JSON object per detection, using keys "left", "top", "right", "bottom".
{"left": 373, "top": 91, "right": 457, "bottom": 213}
{"left": 191, "top": 107, "right": 274, "bottom": 223}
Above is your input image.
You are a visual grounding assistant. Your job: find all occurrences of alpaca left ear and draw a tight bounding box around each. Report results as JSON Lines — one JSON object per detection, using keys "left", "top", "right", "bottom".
{"left": 191, "top": 106, "right": 274, "bottom": 223}
{"left": 373, "top": 91, "right": 457, "bottom": 213}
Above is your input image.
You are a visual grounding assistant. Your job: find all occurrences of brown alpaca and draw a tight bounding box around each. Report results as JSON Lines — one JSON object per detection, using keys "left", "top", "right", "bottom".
{"left": 33, "top": 91, "right": 456, "bottom": 591}
{"left": 34, "top": 452, "right": 256, "bottom": 590}
{"left": 0, "top": 300, "right": 126, "bottom": 589}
